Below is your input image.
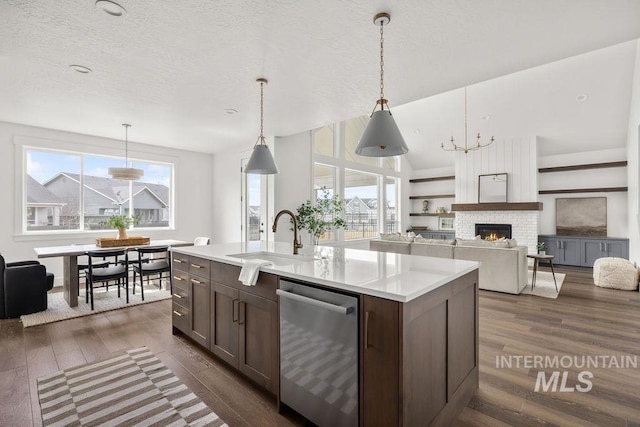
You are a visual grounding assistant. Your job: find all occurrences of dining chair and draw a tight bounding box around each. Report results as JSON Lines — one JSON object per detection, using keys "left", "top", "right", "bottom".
{"left": 194, "top": 236, "right": 210, "bottom": 246}
{"left": 86, "top": 249, "right": 129, "bottom": 310}
{"left": 131, "top": 246, "right": 172, "bottom": 297}
{"left": 77, "top": 254, "right": 108, "bottom": 296}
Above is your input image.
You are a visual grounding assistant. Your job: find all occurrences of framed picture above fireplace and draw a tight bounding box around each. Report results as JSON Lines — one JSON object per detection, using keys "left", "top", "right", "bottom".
{"left": 478, "top": 173, "right": 508, "bottom": 203}
{"left": 556, "top": 197, "right": 607, "bottom": 237}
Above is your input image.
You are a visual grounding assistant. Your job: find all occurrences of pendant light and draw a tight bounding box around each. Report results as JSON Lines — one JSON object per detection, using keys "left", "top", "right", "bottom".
{"left": 108, "top": 123, "right": 144, "bottom": 180}
{"left": 355, "top": 12, "right": 408, "bottom": 157}
{"left": 245, "top": 78, "right": 279, "bottom": 174}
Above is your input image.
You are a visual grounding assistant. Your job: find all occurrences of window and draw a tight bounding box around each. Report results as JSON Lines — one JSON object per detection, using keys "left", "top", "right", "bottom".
{"left": 314, "top": 163, "right": 337, "bottom": 241}
{"left": 385, "top": 177, "right": 399, "bottom": 233}
{"left": 313, "top": 125, "right": 334, "bottom": 157}
{"left": 24, "top": 148, "right": 173, "bottom": 233}
{"left": 312, "top": 116, "right": 402, "bottom": 242}
{"left": 343, "top": 116, "right": 379, "bottom": 167}
{"left": 344, "top": 169, "right": 379, "bottom": 240}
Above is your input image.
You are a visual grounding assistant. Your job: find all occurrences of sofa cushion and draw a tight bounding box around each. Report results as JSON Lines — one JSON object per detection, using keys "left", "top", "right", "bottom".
{"left": 413, "top": 236, "right": 456, "bottom": 245}
{"left": 411, "top": 242, "right": 455, "bottom": 258}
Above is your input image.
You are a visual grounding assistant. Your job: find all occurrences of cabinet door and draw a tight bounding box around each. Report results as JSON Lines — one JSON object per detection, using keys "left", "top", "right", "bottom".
{"left": 362, "top": 295, "right": 399, "bottom": 427}
{"left": 561, "top": 238, "right": 581, "bottom": 266}
{"left": 211, "top": 282, "right": 239, "bottom": 367}
{"left": 238, "top": 291, "right": 278, "bottom": 394}
{"left": 190, "top": 276, "right": 210, "bottom": 348}
{"left": 605, "top": 240, "right": 627, "bottom": 259}
{"left": 582, "top": 240, "right": 605, "bottom": 267}
{"left": 539, "top": 236, "right": 558, "bottom": 258}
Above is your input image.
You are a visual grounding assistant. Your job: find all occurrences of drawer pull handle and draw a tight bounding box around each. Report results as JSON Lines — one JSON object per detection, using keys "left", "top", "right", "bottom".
{"left": 173, "top": 310, "right": 183, "bottom": 317}
{"left": 174, "top": 259, "right": 183, "bottom": 263}
{"left": 174, "top": 294, "right": 183, "bottom": 299}
{"left": 191, "top": 279, "right": 202, "bottom": 284}
{"left": 192, "top": 264, "right": 203, "bottom": 269}
{"left": 174, "top": 276, "right": 183, "bottom": 281}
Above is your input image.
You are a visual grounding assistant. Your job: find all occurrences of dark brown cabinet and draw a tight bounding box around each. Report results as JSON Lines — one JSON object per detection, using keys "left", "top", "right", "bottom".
{"left": 171, "top": 255, "right": 210, "bottom": 348}
{"left": 361, "top": 270, "right": 478, "bottom": 426}
{"left": 173, "top": 252, "right": 478, "bottom": 425}
{"left": 210, "top": 282, "right": 277, "bottom": 392}
{"left": 173, "top": 255, "right": 279, "bottom": 394}
{"left": 209, "top": 260, "right": 279, "bottom": 394}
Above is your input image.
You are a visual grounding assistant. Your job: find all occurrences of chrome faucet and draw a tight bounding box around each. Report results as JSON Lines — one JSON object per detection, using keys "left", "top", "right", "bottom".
{"left": 272, "top": 209, "right": 303, "bottom": 255}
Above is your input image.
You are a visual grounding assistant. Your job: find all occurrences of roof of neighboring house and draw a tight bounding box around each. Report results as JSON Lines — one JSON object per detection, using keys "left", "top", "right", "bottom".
{"left": 26, "top": 175, "right": 66, "bottom": 206}
{"left": 46, "top": 173, "right": 169, "bottom": 206}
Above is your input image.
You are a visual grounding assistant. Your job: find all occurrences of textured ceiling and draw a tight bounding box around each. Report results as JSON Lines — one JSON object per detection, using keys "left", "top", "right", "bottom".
{"left": 1, "top": 0, "right": 640, "bottom": 169}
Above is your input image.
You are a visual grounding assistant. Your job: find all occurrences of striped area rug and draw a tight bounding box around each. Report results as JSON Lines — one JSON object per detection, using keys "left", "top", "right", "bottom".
{"left": 37, "top": 347, "right": 227, "bottom": 427}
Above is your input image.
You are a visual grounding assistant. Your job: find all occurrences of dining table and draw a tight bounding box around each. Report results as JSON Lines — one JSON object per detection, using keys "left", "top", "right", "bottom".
{"left": 34, "top": 239, "right": 191, "bottom": 308}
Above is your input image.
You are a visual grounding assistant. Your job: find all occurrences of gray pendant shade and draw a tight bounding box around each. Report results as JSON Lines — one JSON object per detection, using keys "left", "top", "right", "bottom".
{"left": 245, "top": 144, "right": 279, "bottom": 174}
{"left": 355, "top": 110, "right": 408, "bottom": 157}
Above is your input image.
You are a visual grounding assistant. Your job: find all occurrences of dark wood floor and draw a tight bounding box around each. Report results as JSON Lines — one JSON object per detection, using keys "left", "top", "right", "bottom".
{"left": 1, "top": 266, "right": 639, "bottom": 426}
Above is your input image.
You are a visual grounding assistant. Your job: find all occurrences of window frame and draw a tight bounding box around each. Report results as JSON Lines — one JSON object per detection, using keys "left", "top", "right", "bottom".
{"left": 17, "top": 137, "right": 175, "bottom": 237}
{"left": 312, "top": 117, "right": 402, "bottom": 242}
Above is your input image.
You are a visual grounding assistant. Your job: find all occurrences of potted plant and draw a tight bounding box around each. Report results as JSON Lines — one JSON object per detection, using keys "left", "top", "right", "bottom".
{"left": 295, "top": 187, "right": 347, "bottom": 245}
{"left": 536, "top": 241, "right": 546, "bottom": 255}
{"left": 101, "top": 214, "right": 140, "bottom": 239}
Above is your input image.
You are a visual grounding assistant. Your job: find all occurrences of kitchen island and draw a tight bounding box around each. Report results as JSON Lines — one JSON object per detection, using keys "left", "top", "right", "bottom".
{"left": 171, "top": 242, "right": 479, "bottom": 427}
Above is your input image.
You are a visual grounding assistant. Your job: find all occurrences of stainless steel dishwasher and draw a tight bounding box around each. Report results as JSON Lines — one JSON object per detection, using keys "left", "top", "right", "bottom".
{"left": 277, "top": 280, "right": 358, "bottom": 427}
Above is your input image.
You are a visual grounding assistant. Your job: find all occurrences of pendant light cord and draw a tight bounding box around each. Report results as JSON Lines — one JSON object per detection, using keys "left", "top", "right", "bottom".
{"left": 123, "top": 123, "right": 131, "bottom": 166}
{"left": 259, "top": 81, "right": 264, "bottom": 141}
{"left": 379, "top": 20, "right": 385, "bottom": 103}
{"left": 464, "top": 87, "right": 468, "bottom": 149}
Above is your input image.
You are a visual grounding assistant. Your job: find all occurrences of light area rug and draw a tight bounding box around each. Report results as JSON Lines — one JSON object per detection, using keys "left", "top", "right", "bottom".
{"left": 37, "top": 347, "right": 227, "bottom": 427}
{"left": 21, "top": 284, "right": 172, "bottom": 328}
{"left": 520, "top": 270, "right": 566, "bottom": 299}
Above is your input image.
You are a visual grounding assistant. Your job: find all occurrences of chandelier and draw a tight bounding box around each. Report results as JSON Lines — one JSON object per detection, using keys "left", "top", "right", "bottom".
{"left": 441, "top": 87, "right": 494, "bottom": 154}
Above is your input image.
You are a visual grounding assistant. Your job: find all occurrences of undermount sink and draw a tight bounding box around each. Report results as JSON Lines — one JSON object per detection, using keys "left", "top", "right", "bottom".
{"left": 226, "top": 251, "right": 319, "bottom": 265}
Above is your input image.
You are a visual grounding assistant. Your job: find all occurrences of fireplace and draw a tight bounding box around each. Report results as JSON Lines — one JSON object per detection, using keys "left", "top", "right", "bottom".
{"left": 475, "top": 223, "right": 512, "bottom": 240}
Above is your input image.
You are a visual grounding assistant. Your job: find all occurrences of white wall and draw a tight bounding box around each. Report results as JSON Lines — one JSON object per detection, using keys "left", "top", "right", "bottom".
{"left": 273, "top": 131, "right": 312, "bottom": 245}
{"left": 0, "top": 121, "right": 214, "bottom": 283}
{"left": 211, "top": 145, "right": 246, "bottom": 244}
{"left": 538, "top": 148, "right": 628, "bottom": 238}
{"left": 455, "top": 136, "right": 538, "bottom": 203}
{"left": 627, "top": 41, "right": 640, "bottom": 262}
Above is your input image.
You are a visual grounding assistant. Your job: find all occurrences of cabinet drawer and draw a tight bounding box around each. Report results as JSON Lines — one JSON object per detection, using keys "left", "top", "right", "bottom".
{"left": 189, "top": 257, "right": 211, "bottom": 279}
{"left": 172, "top": 253, "right": 189, "bottom": 272}
{"left": 212, "top": 261, "right": 277, "bottom": 301}
{"left": 172, "top": 304, "right": 189, "bottom": 333}
{"left": 172, "top": 287, "right": 189, "bottom": 309}
{"left": 172, "top": 269, "right": 190, "bottom": 291}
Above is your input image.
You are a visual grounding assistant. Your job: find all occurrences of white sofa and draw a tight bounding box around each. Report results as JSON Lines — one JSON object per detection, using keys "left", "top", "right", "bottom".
{"left": 370, "top": 239, "right": 528, "bottom": 294}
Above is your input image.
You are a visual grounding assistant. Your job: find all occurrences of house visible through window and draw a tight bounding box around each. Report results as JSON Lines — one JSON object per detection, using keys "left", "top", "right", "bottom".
{"left": 312, "top": 115, "right": 401, "bottom": 242}
{"left": 25, "top": 149, "right": 173, "bottom": 232}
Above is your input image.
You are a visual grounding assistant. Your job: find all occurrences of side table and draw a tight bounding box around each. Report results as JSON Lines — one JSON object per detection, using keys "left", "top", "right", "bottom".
{"left": 527, "top": 253, "right": 558, "bottom": 292}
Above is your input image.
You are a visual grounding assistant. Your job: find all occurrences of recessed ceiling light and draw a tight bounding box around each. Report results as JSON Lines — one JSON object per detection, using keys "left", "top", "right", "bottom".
{"left": 69, "top": 64, "right": 92, "bottom": 74}
{"left": 225, "top": 109, "right": 238, "bottom": 115}
{"left": 95, "top": 0, "right": 126, "bottom": 17}
{"left": 576, "top": 93, "right": 589, "bottom": 102}
{"left": 481, "top": 114, "right": 491, "bottom": 121}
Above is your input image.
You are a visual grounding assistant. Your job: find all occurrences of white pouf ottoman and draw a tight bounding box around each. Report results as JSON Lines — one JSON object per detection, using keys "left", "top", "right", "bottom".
{"left": 593, "top": 257, "right": 639, "bottom": 291}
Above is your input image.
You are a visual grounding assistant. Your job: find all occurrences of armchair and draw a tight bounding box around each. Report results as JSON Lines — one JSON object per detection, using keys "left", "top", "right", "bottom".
{"left": 1, "top": 254, "right": 54, "bottom": 319}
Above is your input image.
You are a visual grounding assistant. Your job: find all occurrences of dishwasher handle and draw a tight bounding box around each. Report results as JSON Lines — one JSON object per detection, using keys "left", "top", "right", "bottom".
{"left": 276, "top": 289, "right": 354, "bottom": 315}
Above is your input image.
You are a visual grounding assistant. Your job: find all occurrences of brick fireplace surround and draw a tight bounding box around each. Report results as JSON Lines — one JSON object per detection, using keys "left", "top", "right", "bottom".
{"left": 456, "top": 211, "right": 539, "bottom": 255}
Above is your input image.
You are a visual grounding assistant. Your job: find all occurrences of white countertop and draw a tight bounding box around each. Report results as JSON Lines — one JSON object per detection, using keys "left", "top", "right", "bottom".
{"left": 171, "top": 242, "right": 479, "bottom": 303}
